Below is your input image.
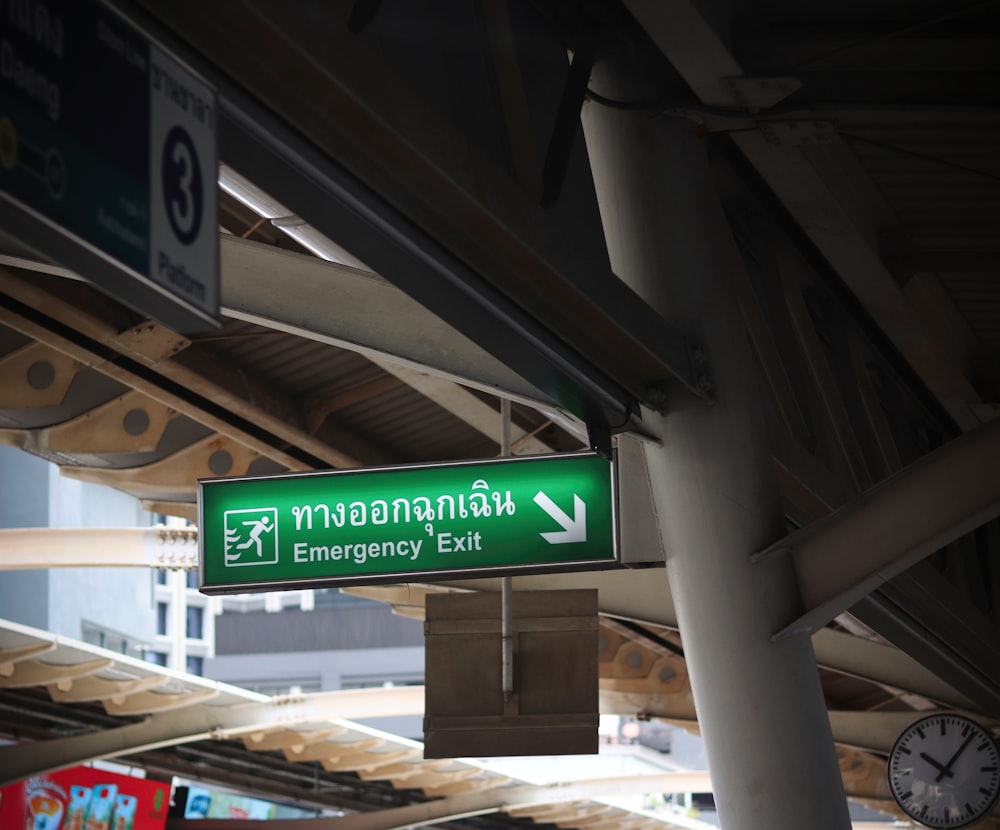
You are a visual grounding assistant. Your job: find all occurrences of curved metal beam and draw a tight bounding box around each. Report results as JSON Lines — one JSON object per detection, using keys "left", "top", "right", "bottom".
{"left": 163, "top": 774, "right": 715, "bottom": 830}
{"left": 0, "top": 686, "right": 423, "bottom": 785}
{"left": 762, "top": 416, "right": 1000, "bottom": 640}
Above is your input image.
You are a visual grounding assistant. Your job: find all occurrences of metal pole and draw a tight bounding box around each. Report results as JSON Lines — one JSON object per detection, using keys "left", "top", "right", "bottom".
{"left": 581, "top": 75, "right": 852, "bottom": 829}
{"left": 500, "top": 398, "right": 513, "bottom": 702}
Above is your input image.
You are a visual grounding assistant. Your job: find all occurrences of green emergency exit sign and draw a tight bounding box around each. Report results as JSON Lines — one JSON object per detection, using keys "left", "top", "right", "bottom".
{"left": 198, "top": 453, "right": 618, "bottom": 594}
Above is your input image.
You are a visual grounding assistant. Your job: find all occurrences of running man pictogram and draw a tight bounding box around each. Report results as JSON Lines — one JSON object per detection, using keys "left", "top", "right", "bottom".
{"left": 224, "top": 507, "right": 279, "bottom": 566}
{"left": 236, "top": 514, "right": 272, "bottom": 556}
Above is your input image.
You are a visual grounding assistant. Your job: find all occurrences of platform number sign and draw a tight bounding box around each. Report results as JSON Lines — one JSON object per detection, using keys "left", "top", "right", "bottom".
{"left": 149, "top": 47, "right": 217, "bottom": 316}
{"left": 0, "top": 2, "right": 219, "bottom": 332}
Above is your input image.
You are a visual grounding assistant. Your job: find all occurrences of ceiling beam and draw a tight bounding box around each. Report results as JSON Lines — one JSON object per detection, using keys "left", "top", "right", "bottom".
{"left": 811, "top": 628, "right": 975, "bottom": 712}
{"left": 622, "top": 0, "right": 744, "bottom": 108}
{"left": 758, "top": 415, "right": 1000, "bottom": 639}
{"left": 0, "top": 684, "right": 424, "bottom": 786}
{"left": 730, "top": 134, "right": 982, "bottom": 431}
{"left": 0, "top": 267, "right": 362, "bottom": 470}
{"left": 220, "top": 235, "right": 557, "bottom": 411}
{"left": 58, "top": 433, "right": 261, "bottom": 500}
{"left": 851, "top": 571, "right": 1000, "bottom": 717}
{"left": 219, "top": 235, "right": 579, "bottom": 450}
{"left": 367, "top": 359, "right": 564, "bottom": 455}
{"left": 0, "top": 526, "right": 199, "bottom": 570}
{"left": 305, "top": 376, "right": 406, "bottom": 434}
{"left": 624, "top": 0, "right": 983, "bottom": 433}
{"left": 121, "top": 0, "right": 657, "bottom": 431}
{"left": 349, "top": 581, "right": 976, "bottom": 711}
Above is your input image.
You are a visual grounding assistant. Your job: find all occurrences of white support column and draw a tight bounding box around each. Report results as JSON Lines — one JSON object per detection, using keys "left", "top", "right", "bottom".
{"left": 582, "top": 85, "right": 851, "bottom": 829}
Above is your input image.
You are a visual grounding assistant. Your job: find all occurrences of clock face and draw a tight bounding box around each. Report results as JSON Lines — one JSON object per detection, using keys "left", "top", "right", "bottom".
{"left": 888, "top": 714, "right": 1000, "bottom": 828}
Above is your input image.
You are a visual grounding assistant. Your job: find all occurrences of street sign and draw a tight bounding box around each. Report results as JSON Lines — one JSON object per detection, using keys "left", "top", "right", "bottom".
{"left": 0, "top": 0, "right": 219, "bottom": 332}
{"left": 198, "top": 452, "right": 618, "bottom": 594}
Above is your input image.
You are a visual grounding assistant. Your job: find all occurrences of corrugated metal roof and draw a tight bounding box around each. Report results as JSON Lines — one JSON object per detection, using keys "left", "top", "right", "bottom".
{"left": 339, "top": 385, "right": 499, "bottom": 463}
{"left": 192, "top": 318, "right": 384, "bottom": 398}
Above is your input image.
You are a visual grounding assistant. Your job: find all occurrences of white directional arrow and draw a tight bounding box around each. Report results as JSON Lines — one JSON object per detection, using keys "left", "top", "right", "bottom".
{"left": 533, "top": 491, "right": 587, "bottom": 544}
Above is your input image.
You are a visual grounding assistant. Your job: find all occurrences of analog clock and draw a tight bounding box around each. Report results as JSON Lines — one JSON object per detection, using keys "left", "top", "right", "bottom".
{"left": 887, "top": 714, "right": 1000, "bottom": 828}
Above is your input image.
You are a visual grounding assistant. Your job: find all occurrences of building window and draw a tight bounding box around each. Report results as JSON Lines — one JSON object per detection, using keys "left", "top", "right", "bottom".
{"left": 186, "top": 606, "right": 203, "bottom": 639}
{"left": 341, "top": 674, "right": 423, "bottom": 689}
{"left": 313, "top": 589, "right": 377, "bottom": 609}
{"left": 81, "top": 621, "right": 134, "bottom": 655}
{"left": 145, "top": 650, "right": 168, "bottom": 667}
{"left": 237, "top": 677, "right": 322, "bottom": 696}
{"left": 186, "top": 570, "right": 199, "bottom": 590}
{"left": 186, "top": 655, "right": 204, "bottom": 676}
{"left": 155, "top": 569, "right": 168, "bottom": 585}
{"left": 156, "top": 602, "right": 169, "bottom": 635}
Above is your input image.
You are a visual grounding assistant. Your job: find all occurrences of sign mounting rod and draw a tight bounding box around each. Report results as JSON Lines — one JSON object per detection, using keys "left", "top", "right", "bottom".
{"left": 501, "top": 398, "right": 514, "bottom": 703}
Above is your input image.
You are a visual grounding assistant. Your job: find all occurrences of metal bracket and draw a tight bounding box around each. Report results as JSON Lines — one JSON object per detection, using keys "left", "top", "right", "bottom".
{"left": 758, "top": 120, "right": 839, "bottom": 148}
{"left": 642, "top": 342, "right": 714, "bottom": 413}
{"left": 587, "top": 419, "right": 614, "bottom": 459}
{"left": 723, "top": 76, "right": 803, "bottom": 112}
{"left": 541, "top": 37, "right": 598, "bottom": 207}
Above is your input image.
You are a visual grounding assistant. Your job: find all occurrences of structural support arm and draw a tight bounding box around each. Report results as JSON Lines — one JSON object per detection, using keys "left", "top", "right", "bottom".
{"left": 760, "top": 415, "right": 1000, "bottom": 639}
{"left": 0, "top": 686, "right": 423, "bottom": 786}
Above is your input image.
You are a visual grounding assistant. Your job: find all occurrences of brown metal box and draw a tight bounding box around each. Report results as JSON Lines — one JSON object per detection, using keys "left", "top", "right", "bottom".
{"left": 423, "top": 589, "right": 599, "bottom": 758}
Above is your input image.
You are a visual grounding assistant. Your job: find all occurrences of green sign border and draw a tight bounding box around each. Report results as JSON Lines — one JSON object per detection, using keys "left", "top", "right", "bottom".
{"left": 198, "top": 452, "right": 621, "bottom": 595}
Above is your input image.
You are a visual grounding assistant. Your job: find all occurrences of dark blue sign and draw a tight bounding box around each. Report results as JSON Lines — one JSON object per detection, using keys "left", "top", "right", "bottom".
{"left": 0, "top": 0, "right": 218, "bottom": 330}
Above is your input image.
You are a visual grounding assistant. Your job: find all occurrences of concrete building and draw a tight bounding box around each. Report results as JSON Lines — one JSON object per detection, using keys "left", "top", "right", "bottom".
{"left": 0, "top": 446, "right": 212, "bottom": 674}
{"left": 207, "top": 590, "right": 425, "bottom": 738}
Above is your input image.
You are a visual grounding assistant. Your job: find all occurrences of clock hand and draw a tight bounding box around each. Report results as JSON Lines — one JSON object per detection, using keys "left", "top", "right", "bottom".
{"left": 920, "top": 752, "right": 955, "bottom": 779}
{"left": 935, "top": 732, "right": 975, "bottom": 783}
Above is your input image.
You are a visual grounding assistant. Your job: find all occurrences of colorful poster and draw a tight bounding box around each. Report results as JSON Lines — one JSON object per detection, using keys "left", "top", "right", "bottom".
{"left": 0, "top": 766, "right": 169, "bottom": 830}
{"left": 183, "top": 787, "right": 275, "bottom": 820}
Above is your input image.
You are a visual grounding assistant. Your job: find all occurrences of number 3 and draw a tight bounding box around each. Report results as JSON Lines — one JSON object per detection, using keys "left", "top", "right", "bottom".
{"left": 162, "top": 126, "right": 203, "bottom": 245}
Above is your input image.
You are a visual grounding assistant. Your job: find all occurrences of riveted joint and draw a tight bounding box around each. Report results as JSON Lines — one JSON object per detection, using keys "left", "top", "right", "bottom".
{"left": 644, "top": 381, "right": 672, "bottom": 413}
